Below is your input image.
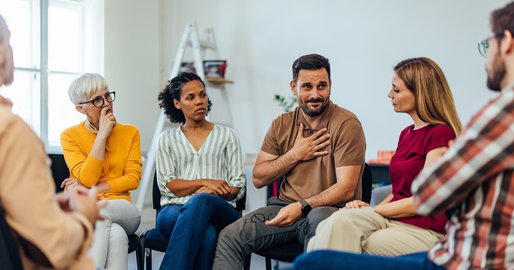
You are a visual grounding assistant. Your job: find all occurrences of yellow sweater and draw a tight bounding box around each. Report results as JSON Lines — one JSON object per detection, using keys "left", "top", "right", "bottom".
{"left": 61, "top": 121, "right": 142, "bottom": 201}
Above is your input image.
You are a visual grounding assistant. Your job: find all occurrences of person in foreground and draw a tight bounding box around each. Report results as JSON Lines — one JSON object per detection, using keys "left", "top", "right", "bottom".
{"left": 294, "top": 2, "right": 514, "bottom": 269}
{"left": 156, "top": 72, "right": 246, "bottom": 270}
{"left": 60, "top": 73, "right": 142, "bottom": 270}
{"left": 213, "top": 54, "right": 366, "bottom": 270}
{"left": 307, "top": 57, "right": 462, "bottom": 256}
{"left": 0, "top": 14, "right": 102, "bottom": 269}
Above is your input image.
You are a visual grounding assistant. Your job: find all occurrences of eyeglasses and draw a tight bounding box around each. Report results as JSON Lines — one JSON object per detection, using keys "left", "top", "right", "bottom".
{"left": 78, "top": 91, "right": 116, "bottom": 108}
{"left": 478, "top": 33, "right": 504, "bottom": 58}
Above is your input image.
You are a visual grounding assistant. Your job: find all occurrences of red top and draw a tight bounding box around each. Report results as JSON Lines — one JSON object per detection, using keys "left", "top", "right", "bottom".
{"left": 389, "top": 124, "right": 455, "bottom": 233}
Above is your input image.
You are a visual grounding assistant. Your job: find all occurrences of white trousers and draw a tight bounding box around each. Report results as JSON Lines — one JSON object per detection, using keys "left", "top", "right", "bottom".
{"left": 89, "top": 199, "right": 140, "bottom": 270}
{"left": 307, "top": 208, "right": 444, "bottom": 256}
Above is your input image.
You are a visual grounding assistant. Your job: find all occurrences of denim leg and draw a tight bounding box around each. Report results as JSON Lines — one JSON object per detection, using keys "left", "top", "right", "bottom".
{"left": 161, "top": 194, "right": 238, "bottom": 270}
{"left": 193, "top": 224, "right": 217, "bottom": 270}
{"left": 293, "top": 250, "right": 446, "bottom": 270}
{"left": 156, "top": 204, "right": 182, "bottom": 238}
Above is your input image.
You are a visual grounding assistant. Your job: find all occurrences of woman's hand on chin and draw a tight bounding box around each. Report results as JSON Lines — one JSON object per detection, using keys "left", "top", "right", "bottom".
{"left": 98, "top": 106, "right": 116, "bottom": 138}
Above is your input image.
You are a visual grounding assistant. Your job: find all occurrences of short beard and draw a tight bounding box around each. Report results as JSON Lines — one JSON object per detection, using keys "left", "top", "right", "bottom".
{"left": 299, "top": 99, "right": 328, "bottom": 116}
{"left": 487, "top": 52, "right": 506, "bottom": 92}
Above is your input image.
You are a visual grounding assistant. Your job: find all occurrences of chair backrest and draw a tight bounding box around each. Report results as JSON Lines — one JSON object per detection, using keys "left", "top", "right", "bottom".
{"left": 362, "top": 163, "right": 372, "bottom": 204}
{"left": 48, "top": 153, "right": 69, "bottom": 192}
{"left": 0, "top": 208, "right": 22, "bottom": 270}
{"left": 151, "top": 170, "right": 246, "bottom": 212}
{"left": 152, "top": 171, "right": 161, "bottom": 211}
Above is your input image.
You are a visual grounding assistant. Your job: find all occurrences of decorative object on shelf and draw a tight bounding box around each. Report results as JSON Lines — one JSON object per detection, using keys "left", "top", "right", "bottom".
{"left": 203, "top": 60, "right": 227, "bottom": 79}
{"left": 179, "top": 62, "right": 196, "bottom": 74}
{"left": 273, "top": 94, "right": 296, "bottom": 112}
{"left": 368, "top": 150, "right": 395, "bottom": 164}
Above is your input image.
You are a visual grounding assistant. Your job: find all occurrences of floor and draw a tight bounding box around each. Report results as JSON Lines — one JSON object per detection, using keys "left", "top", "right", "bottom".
{"left": 128, "top": 251, "right": 293, "bottom": 270}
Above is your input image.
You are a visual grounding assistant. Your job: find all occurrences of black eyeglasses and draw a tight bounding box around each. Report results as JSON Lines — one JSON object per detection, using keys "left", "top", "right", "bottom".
{"left": 79, "top": 91, "right": 116, "bottom": 108}
{"left": 478, "top": 33, "right": 504, "bottom": 58}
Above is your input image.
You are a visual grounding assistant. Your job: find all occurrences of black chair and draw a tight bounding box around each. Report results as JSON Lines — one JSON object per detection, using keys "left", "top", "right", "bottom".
{"left": 48, "top": 153, "right": 69, "bottom": 192}
{"left": 140, "top": 172, "right": 246, "bottom": 270}
{"left": 245, "top": 163, "right": 373, "bottom": 270}
{"left": 47, "top": 153, "right": 143, "bottom": 270}
{"left": 0, "top": 208, "right": 22, "bottom": 270}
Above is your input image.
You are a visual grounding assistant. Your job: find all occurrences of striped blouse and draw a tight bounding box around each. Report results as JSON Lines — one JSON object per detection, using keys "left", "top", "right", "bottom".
{"left": 412, "top": 86, "right": 514, "bottom": 269}
{"left": 156, "top": 124, "right": 246, "bottom": 208}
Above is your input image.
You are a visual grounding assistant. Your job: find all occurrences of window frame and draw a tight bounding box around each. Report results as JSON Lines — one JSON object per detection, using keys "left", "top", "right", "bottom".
{"left": 6, "top": 0, "right": 103, "bottom": 153}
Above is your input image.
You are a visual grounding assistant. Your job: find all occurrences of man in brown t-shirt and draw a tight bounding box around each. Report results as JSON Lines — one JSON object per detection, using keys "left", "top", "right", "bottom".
{"left": 213, "top": 54, "right": 366, "bottom": 270}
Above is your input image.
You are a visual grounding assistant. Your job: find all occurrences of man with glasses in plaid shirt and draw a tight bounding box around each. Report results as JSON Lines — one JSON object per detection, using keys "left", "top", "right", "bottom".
{"left": 294, "top": 2, "right": 514, "bottom": 269}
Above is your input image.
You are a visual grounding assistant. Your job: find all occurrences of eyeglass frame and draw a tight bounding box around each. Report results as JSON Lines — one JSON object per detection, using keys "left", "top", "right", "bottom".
{"left": 478, "top": 33, "right": 505, "bottom": 58}
{"left": 78, "top": 91, "right": 116, "bottom": 108}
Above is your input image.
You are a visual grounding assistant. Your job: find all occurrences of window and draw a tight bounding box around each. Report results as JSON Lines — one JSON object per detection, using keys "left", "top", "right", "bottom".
{"left": 0, "top": 0, "right": 103, "bottom": 151}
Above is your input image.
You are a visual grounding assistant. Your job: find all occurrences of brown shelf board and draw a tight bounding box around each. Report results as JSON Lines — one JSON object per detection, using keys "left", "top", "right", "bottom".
{"left": 206, "top": 77, "right": 233, "bottom": 84}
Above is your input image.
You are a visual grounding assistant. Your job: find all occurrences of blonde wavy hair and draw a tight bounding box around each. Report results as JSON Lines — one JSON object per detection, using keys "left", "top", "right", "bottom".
{"left": 394, "top": 57, "right": 462, "bottom": 135}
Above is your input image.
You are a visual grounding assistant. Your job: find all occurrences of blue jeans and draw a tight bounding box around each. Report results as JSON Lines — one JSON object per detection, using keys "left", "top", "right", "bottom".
{"left": 156, "top": 193, "right": 238, "bottom": 270}
{"left": 293, "top": 250, "right": 446, "bottom": 270}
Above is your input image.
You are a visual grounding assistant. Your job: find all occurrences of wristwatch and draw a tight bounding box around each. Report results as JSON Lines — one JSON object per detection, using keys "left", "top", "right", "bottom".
{"left": 300, "top": 199, "right": 312, "bottom": 216}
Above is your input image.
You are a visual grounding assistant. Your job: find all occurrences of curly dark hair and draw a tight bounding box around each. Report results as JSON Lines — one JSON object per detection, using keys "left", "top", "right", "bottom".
{"left": 158, "top": 72, "right": 212, "bottom": 123}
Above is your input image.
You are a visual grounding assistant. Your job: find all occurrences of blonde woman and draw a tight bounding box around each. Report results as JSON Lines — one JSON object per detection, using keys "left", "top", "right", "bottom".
{"left": 60, "top": 73, "right": 141, "bottom": 270}
{"left": 307, "top": 57, "right": 462, "bottom": 256}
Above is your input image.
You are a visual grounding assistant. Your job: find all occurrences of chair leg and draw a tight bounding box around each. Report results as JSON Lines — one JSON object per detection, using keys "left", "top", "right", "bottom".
{"left": 136, "top": 244, "right": 143, "bottom": 270}
{"left": 273, "top": 260, "right": 280, "bottom": 270}
{"left": 265, "top": 257, "right": 272, "bottom": 270}
{"left": 243, "top": 254, "right": 252, "bottom": 270}
{"left": 145, "top": 248, "right": 152, "bottom": 270}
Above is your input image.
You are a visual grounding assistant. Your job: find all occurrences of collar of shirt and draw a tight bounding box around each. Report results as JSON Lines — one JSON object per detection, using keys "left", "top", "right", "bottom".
{"left": 297, "top": 100, "right": 335, "bottom": 137}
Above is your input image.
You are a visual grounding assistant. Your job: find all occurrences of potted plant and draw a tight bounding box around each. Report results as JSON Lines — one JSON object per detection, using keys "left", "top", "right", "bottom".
{"left": 273, "top": 94, "right": 296, "bottom": 112}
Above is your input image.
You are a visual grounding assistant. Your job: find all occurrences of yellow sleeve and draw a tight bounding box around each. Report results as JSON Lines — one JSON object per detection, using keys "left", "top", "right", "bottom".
{"left": 60, "top": 126, "right": 103, "bottom": 187}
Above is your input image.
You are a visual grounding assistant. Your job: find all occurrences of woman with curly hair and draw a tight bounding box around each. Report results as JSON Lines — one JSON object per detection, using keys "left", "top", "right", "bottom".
{"left": 156, "top": 72, "right": 246, "bottom": 270}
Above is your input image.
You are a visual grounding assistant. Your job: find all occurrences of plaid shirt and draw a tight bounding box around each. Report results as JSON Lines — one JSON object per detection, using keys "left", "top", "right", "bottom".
{"left": 412, "top": 86, "right": 514, "bottom": 270}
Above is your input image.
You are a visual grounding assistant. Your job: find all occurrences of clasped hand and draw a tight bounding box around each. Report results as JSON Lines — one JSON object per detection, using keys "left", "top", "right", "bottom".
{"left": 195, "top": 179, "right": 231, "bottom": 198}
{"left": 56, "top": 185, "right": 106, "bottom": 227}
{"left": 345, "top": 200, "right": 370, "bottom": 209}
{"left": 61, "top": 177, "right": 86, "bottom": 191}
{"left": 291, "top": 123, "right": 331, "bottom": 161}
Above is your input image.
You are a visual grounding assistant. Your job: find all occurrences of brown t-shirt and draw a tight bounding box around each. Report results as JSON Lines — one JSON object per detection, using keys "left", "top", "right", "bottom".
{"left": 261, "top": 101, "right": 366, "bottom": 204}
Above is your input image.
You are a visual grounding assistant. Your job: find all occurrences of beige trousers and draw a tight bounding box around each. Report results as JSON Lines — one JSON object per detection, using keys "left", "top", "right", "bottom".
{"left": 307, "top": 208, "right": 445, "bottom": 256}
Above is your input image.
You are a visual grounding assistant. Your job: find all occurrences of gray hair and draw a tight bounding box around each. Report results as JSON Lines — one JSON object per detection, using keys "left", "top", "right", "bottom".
{"left": 68, "top": 73, "right": 108, "bottom": 105}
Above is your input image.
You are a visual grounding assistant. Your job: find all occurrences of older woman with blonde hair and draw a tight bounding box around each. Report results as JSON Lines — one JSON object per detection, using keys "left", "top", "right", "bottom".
{"left": 60, "top": 73, "right": 142, "bottom": 270}
{"left": 307, "top": 57, "right": 462, "bottom": 256}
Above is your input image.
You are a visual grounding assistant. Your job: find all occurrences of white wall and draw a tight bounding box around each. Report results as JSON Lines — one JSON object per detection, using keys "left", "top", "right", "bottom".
{"left": 104, "top": 0, "right": 162, "bottom": 151}
{"left": 106, "top": 0, "right": 511, "bottom": 161}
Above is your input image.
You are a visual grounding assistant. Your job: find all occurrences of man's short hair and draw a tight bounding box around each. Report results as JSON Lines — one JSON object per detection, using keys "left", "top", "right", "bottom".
{"left": 491, "top": 2, "right": 514, "bottom": 36}
{"left": 292, "top": 54, "right": 331, "bottom": 83}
